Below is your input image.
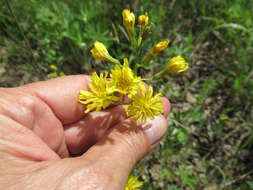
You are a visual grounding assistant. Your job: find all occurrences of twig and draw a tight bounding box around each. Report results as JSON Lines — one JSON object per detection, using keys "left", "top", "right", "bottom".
{"left": 221, "top": 171, "right": 253, "bottom": 189}
{"left": 243, "top": 70, "right": 253, "bottom": 87}
{"left": 5, "top": 0, "right": 43, "bottom": 76}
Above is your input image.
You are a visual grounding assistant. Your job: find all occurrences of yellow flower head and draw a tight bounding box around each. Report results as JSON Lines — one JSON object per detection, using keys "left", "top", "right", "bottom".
{"left": 151, "top": 40, "right": 170, "bottom": 56}
{"left": 122, "top": 9, "right": 135, "bottom": 34}
{"left": 167, "top": 56, "right": 189, "bottom": 74}
{"left": 138, "top": 14, "right": 148, "bottom": 30}
{"left": 125, "top": 175, "right": 143, "bottom": 190}
{"left": 47, "top": 72, "right": 58, "bottom": 78}
{"left": 79, "top": 72, "right": 119, "bottom": 113}
{"left": 125, "top": 86, "right": 163, "bottom": 123}
{"left": 90, "top": 41, "right": 111, "bottom": 61}
{"left": 59, "top": 72, "right": 65, "bottom": 76}
{"left": 110, "top": 58, "right": 142, "bottom": 97}
{"left": 49, "top": 64, "right": 58, "bottom": 71}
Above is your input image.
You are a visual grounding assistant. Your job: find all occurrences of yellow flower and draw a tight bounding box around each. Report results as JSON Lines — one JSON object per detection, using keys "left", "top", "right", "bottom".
{"left": 90, "top": 41, "right": 111, "bottom": 61}
{"left": 79, "top": 72, "right": 119, "bottom": 113}
{"left": 122, "top": 9, "right": 135, "bottom": 34}
{"left": 47, "top": 72, "right": 58, "bottom": 78}
{"left": 90, "top": 41, "right": 120, "bottom": 64}
{"left": 59, "top": 72, "right": 65, "bottom": 76}
{"left": 125, "top": 175, "right": 143, "bottom": 190}
{"left": 167, "top": 56, "right": 189, "bottom": 74}
{"left": 151, "top": 40, "right": 170, "bottom": 56}
{"left": 49, "top": 64, "right": 58, "bottom": 71}
{"left": 110, "top": 58, "right": 142, "bottom": 97}
{"left": 125, "top": 86, "right": 163, "bottom": 123}
{"left": 138, "top": 14, "right": 148, "bottom": 30}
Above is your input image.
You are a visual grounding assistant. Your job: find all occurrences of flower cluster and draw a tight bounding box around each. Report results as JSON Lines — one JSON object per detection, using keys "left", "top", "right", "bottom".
{"left": 47, "top": 64, "right": 65, "bottom": 78}
{"left": 125, "top": 86, "right": 163, "bottom": 123}
{"left": 78, "top": 9, "right": 189, "bottom": 124}
{"left": 79, "top": 72, "right": 119, "bottom": 113}
{"left": 79, "top": 57, "right": 163, "bottom": 123}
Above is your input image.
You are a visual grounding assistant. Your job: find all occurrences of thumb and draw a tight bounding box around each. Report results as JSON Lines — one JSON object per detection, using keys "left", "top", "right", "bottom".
{"left": 82, "top": 115, "right": 168, "bottom": 187}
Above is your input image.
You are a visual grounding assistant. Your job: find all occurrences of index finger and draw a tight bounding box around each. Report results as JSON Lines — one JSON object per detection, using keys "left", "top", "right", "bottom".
{"left": 20, "top": 75, "right": 90, "bottom": 125}
{"left": 19, "top": 75, "right": 170, "bottom": 125}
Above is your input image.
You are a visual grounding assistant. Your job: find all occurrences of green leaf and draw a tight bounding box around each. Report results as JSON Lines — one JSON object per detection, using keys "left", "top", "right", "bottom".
{"left": 247, "top": 181, "right": 253, "bottom": 189}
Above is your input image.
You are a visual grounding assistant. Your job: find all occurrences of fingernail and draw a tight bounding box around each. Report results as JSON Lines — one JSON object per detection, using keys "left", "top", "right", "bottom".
{"left": 161, "top": 97, "right": 171, "bottom": 118}
{"left": 142, "top": 115, "right": 168, "bottom": 145}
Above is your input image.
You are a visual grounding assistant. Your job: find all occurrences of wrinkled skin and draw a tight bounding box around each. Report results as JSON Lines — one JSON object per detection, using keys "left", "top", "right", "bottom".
{"left": 0, "top": 75, "right": 170, "bottom": 190}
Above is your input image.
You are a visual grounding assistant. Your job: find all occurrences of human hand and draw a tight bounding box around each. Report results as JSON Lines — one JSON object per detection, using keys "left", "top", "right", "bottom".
{"left": 0, "top": 75, "right": 170, "bottom": 190}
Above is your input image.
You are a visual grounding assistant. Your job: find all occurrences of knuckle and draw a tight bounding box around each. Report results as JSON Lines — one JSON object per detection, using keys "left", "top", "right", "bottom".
{"left": 0, "top": 89, "right": 38, "bottom": 128}
{"left": 18, "top": 94, "right": 37, "bottom": 112}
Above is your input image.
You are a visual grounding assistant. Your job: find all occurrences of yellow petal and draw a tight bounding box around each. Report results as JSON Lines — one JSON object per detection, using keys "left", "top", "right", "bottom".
{"left": 138, "top": 14, "right": 148, "bottom": 30}
{"left": 122, "top": 9, "right": 135, "bottom": 34}
{"left": 90, "top": 41, "right": 111, "bottom": 61}
{"left": 167, "top": 56, "right": 189, "bottom": 74}
{"left": 151, "top": 40, "right": 170, "bottom": 56}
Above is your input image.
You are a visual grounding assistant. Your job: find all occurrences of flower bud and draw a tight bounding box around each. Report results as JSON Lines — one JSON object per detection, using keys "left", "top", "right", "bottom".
{"left": 90, "top": 41, "right": 120, "bottom": 64}
{"left": 59, "top": 72, "right": 65, "bottom": 76}
{"left": 151, "top": 40, "right": 169, "bottom": 56}
{"left": 47, "top": 72, "right": 58, "bottom": 78}
{"left": 122, "top": 9, "right": 135, "bottom": 35}
{"left": 138, "top": 14, "right": 148, "bottom": 30}
{"left": 49, "top": 64, "right": 58, "bottom": 71}
{"left": 167, "top": 56, "right": 189, "bottom": 74}
{"left": 90, "top": 41, "right": 111, "bottom": 61}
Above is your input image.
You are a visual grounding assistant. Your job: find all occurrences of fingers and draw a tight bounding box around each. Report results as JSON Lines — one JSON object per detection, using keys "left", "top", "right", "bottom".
{"left": 79, "top": 115, "right": 168, "bottom": 187}
{"left": 0, "top": 88, "right": 69, "bottom": 158}
{"left": 64, "top": 105, "right": 126, "bottom": 155}
{"left": 20, "top": 75, "right": 91, "bottom": 125}
{"left": 64, "top": 98, "right": 170, "bottom": 155}
{"left": 0, "top": 114, "right": 60, "bottom": 161}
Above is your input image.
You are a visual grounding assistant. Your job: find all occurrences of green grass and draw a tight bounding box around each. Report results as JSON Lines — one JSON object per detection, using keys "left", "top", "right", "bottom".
{"left": 1, "top": 0, "right": 253, "bottom": 189}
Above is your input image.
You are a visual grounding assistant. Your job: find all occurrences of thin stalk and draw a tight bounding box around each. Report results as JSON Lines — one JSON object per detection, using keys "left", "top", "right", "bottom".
{"left": 141, "top": 53, "right": 153, "bottom": 66}
{"left": 113, "top": 102, "right": 129, "bottom": 105}
{"left": 133, "top": 29, "right": 143, "bottom": 74}
{"left": 5, "top": 0, "right": 43, "bottom": 76}
{"left": 108, "top": 56, "right": 121, "bottom": 65}
{"left": 142, "top": 68, "right": 168, "bottom": 82}
{"left": 152, "top": 68, "right": 167, "bottom": 80}
{"left": 243, "top": 70, "right": 253, "bottom": 87}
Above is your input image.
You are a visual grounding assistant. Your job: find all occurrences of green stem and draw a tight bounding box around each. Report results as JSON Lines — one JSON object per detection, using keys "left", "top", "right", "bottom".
{"left": 129, "top": 28, "right": 137, "bottom": 52}
{"left": 142, "top": 78, "right": 152, "bottom": 81}
{"left": 133, "top": 29, "right": 146, "bottom": 74}
{"left": 108, "top": 56, "right": 121, "bottom": 65}
{"left": 137, "top": 29, "right": 143, "bottom": 50}
{"left": 153, "top": 68, "right": 168, "bottom": 80}
{"left": 140, "top": 53, "right": 154, "bottom": 67}
{"left": 133, "top": 64, "right": 140, "bottom": 74}
{"left": 113, "top": 102, "right": 129, "bottom": 105}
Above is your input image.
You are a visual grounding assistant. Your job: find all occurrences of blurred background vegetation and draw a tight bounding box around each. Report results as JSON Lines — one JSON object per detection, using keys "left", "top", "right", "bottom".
{"left": 0, "top": 0, "right": 253, "bottom": 189}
